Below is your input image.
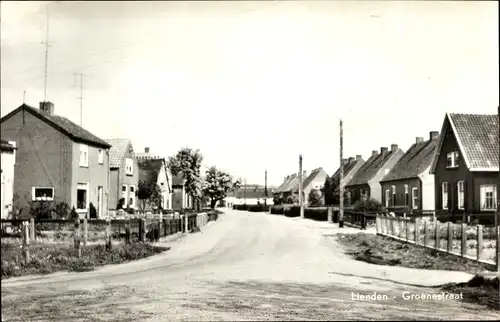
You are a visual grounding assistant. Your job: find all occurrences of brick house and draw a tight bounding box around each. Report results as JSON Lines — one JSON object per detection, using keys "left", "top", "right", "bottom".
{"left": 136, "top": 148, "right": 172, "bottom": 211}
{"left": 380, "top": 132, "right": 439, "bottom": 212}
{"left": 1, "top": 140, "right": 17, "bottom": 219}
{"left": 0, "top": 102, "right": 111, "bottom": 218}
{"left": 292, "top": 168, "right": 329, "bottom": 204}
{"left": 329, "top": 155, "right": 365, "bottom": 205}
{"left": 345, "top": 145, "right": 405, "bottom": 204}
{"left": 105, "top": 139, "right": 139, "bottom": 211}
{"left": 171, "top": 171, "right": 194, "bottom": 210}
{"left": 429, "top": 113, "right": 498, "bottom": 216}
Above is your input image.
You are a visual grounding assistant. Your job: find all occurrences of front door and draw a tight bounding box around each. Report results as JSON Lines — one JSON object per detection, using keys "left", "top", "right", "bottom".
{"left": 97, "top": 186, "right": 103, "bottom": 217}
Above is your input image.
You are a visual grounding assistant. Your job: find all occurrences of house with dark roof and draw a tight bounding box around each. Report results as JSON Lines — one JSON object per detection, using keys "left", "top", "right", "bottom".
{"left": 429, "top": 113, "right": 498, "bottom": 215}
{"left": 292, "top": 168, "right": 329, "bottom": 205}
{"left": 231, "top": 185, "right": 273, "bottom": 205}
{"left": 171, "top": 171, "right": 193, "bottom": 210}
{"left": 1, "top": 140, "right": 17, "bottom": 219}
{"left": 136, "top": 147, "right": 172, "bottom": 211}
{"left": 380, "top": 132, "right": 439, "bottom": 211}
{"left": 0, "top": 102, "right": 111, "bottom": 218}
{"left": 345, "top": 144, "right": 405, "bottom": 204}
{"left": 328, "top": 155, "right": 365, "bottom": 205}
{"left": 105, "top": 139, "right": 139, "bottom": 211}
{"left": 274, "top": 173, "right": 300, "bottom": 203}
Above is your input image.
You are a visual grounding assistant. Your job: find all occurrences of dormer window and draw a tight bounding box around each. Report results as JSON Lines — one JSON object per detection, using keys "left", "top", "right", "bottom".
{"left": 446, "top": 151, "right": 459, "bottom": 168}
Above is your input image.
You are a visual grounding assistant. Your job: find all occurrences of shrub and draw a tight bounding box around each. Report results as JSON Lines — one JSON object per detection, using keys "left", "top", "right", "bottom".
{"left": 286, "top": 194, "right": 299, "bottom": 204}
{"left": 125, "top": 207, "right": 135, "bottom": 215}
{"left": 352, "top": 197, "right": 383, "bottom": 212}
{"left": 273, "top": 195, "right": 282, "bottom": 205}
{"left": 304, "top": 207, "right": 329, "bottom": 221}
{"left": 308, "top": 189, "right": 323, "bottom": 207}
{"left": 117, "top": 198, "right": 125, "bottom": 210}
{"left": 29, "top": 200, "right": 54, "bottom": 220}
{"left": 89, "top": 203, "right": 97, "bottom": 219}
{"left": 270, "top": 205, "right": 284, "bottom": 214}
{"left": 70, "top": 206, "right": 79, "bottom": 219}
{"left": 53, "top": 201, "right": 70, "bottom": 219}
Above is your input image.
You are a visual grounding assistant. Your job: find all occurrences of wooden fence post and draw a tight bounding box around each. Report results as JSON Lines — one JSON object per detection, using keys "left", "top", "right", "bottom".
{"left": 390, "top": 217, "right": 395, "bottom": 236}
{"left": 83, "top": 218, "right": 88, "bottom": 246}
{"left": 405, "top": 219, "right": 409, "bottom": 241}
{"left": 496, "top": 225, "right": 500, "bottom": 273}
{"left": 22, "top": 221, "right": 30, "bottom": 260}
{"left": 29, "top": 218, "right": 35, "bottom": 241}
{"left": 424, "top": 220, "right": 429, "bottom": 247}
{"left": 385, "top": 216, "right": 390, "bottom": 235}
{"left": 125, "top": 219, "right": 131, "bottom": 244}
{"left": 435, "top": 221, "right": 440, "bottom": 250}
{"left": 415, "top": 218, "right": 420, "bottom": 244}
{"left": 105, "top": 219, "right": 112, "bottom": 251}
{"left": 375, "top": 215, "right": 380, "bottom": 234}
{"left": 185, "top": 214, "right": 189, "bottom": 234}
{"left": 74, "top": 219, "right": 82, "bottom": 258}
{"left": 399, "top": 218, "right": 404, "bottom": 239}
{"left": 447, "top": 222, "right": 453, "bottom": 253}
{"left": 477, "top": 225, "right": 483, "bottom": 260}
{"left": 461, "top": 223, "right": 467, "bottom": 257}
{"left": 139, "top": 218, "right": 146, "bottom": 242}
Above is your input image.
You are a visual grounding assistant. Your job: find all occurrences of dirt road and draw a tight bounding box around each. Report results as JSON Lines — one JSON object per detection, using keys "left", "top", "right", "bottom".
{"left": 2, "top": 210, "right": 499, "bottom": 321}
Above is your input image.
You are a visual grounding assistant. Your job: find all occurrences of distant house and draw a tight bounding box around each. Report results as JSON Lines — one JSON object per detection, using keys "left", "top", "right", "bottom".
{"left": 292, "top": 168, "right": 329, "bottom": 204}
{"left": 0, "top": 102, "right": 111, "bottom": 218}
{"left": 345, "top": 144, "right": 405, "bottom": 204}
{"left": 329, "top": 155, "right": 365, "bottom": 205}
{"left": 105, "top": 139, "right": 139, "bottom": 211}
{"left": 429, "top": 113, "right": 498, "bottom": 215}
{"left": 171, "top": 171, "right": 194, "bottom": 210}
{"left": 232, "top": 185, "right": 274, "bottom": 205}
{"left": 380, "top": 132, "right": 439, "bottom": 211}
{"left": 136, "top": 148, "right": 172, "bottom": 211}
{"left": 274, "top": 174, "right": 299, "bottom": 203}
{"left": 1, "top": 140, "right": 17, "bottom": 219}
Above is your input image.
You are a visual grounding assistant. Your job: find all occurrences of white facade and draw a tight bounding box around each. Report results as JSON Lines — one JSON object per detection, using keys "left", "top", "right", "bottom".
{"left": 233, "top": 197, "right": 273, "bottom": 205}
{"left": 1, "top": 143, "right": 16, "bottom": 219}
{"left": 418, "top": 165, "right": 436, "bottom": 211}
{"left": 157, "top": 165, "right": 172, "bottom": 210}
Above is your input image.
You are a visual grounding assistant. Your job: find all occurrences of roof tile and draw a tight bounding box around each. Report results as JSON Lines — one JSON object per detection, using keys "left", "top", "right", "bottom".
{"left": 346, "top": 151, "right": 400, "bottom": 186}
{"left": 105, "top": 139, "right": 132, "bottom": 168}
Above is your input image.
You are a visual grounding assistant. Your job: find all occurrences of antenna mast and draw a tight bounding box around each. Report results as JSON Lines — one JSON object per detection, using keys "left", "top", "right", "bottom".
{"left": 73, "top": 73, "right": 85, "bottom": 126}
{"left": 43, "top": 5, "right": 50, "bottom": 102}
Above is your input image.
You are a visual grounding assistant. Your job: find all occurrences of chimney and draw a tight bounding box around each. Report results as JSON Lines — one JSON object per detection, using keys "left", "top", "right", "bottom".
{"left": 39, "top": 101, "right": 54, "bottom": 114}
{"left": 356, "top": 154, "right": 362, "bottom": 161}
{"left": 416, "top": 137, "right": 424, "bottom": 144}
{"left": 303, "top": 170, "right": 307, "bottom": 178}
{"left": 144, "top": 147, "right": 150, "bottom": 153}
{"left": 348, "top": 157, "right": 354, "bottom": 163}
{"left": 380, "top": 147, "right": 388, "bottom": 154}
{"left": 372, "top": 150, "right": 378, "bottom": 157}
{"left": 342, "top": 159, "right": 349, "bottom": 165}
{"left": 430, "top": 131, "right": 439, "bottom": 140}
{"left": 391, "top": 144, "right": 398, "bottom": 152}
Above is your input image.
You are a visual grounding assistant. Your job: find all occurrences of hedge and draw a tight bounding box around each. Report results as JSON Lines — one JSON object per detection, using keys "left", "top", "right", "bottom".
{"left": 270, "top": 205, "right": 335, "bottom": 221}
{"left": 233, "top": 204, "right": 270, "bottom": 212}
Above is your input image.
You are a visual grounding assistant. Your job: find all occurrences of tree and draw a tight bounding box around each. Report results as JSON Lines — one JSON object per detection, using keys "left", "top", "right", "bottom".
{"left": 202, "top": 166, "right": 238, "bottom": 209}
{"left": 308, "top": 189, "right": 323, "bottom": 207}
{"left": 137, "top": 179, "right": 162, "bottom": 212}
{"left": 286, "top": 194, "right": 299, "bottom": 204}
{"left": 167, "top": 148, "right": 204, "bottom": 210}
{"left": 323, "top": 176, "right": 335, "bottom": 206}
{"left": 273, "top": 194, "right": 282, "bottom": 205}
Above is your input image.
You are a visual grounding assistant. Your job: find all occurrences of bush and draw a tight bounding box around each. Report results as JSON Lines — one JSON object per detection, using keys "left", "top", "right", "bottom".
{"left": 29, "top": 201, "right": 53, "bottom": 220}
{"left": 286, "top": 194, "right": 299, "bottom": 204}
{"left": 304, "top": 207, "right": 329, "bottom": 221}
{"left": 308, "top": 189, "right": 323, "bottom": 207}
{"left": 270, "top": 205, "right": 284, "bottom": 214}
{"left": 352, "top": 197, "right": 383, "bottom": 212}
{"left": 125, "top": 207, "right": 135, "bottom": 215}
{"left": 53, "top": 201, "right": 70, "bottom": 219}
{"left": 70, "top": 206, "right": 79, "bottom": 219}
{"left": 89, "top": 203, "right": 97, "bottom": 219}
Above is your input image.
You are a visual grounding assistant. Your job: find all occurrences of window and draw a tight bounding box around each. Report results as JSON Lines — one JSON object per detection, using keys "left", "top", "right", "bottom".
{"left": 457, "top": 181, "right": 465, "bottom": 210}
{"left": 32, "top": 187, "right": 54, "bottom": 201}
{"left": 125, "top": 158, "right": 133, "bottom": 175}
{"left": 446, "top": 151, "right": 459, "bottom": 168}
{"left": 411, "top": 187, "right": 419, "bottom": 210}
{"left": 442, "top": 182, "right": 449, "bottom": 210}
{"left": 77, "top": 183, "right": 89, "bottom": 211}
{"left": 79, "top": 144, "right": 89, "bottom": 167}
{"left": 404, "top": 185, "right": 409, "bottom": 206}
{"left": 129, "top": 185, "right": 136, "bottom": 208}
{"left": 385, "top": 189, "right": 390, "bottom": 207}
{"left": 98, "top": 149, "right": 104, "bottom": 164}
{"left": 480, "top": 184, "right": 497, "bottom": 211}
{"left": 391, "top": 186, "right": 396, "bottom": 206}
{"left": 122, "top": 185, "right": 128, "bottom": 206}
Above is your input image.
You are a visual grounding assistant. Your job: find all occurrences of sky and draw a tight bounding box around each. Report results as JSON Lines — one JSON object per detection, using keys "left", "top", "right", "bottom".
{"left": 1, "top": 1, "right": 498, "bottom": 188}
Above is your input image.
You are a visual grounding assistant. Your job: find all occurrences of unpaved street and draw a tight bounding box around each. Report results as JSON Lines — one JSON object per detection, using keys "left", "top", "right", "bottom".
{"left": 2, "top": 210, "right": 499, "bottom": 321}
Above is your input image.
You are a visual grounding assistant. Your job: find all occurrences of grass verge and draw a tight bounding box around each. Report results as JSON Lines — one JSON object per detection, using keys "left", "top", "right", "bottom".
{"left": 1, "top": 242, "right": 170, "bottom": 280}
{"left": 336, "top": 233, "right": 499, "bottom": 310}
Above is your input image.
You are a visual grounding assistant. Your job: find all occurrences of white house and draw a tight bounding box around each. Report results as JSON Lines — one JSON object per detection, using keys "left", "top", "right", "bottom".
{"left": 1, "top": 140, "right": 16, "bottom": 219}
{"left": 136, "top": 148, "right": 172, "bottom": 210}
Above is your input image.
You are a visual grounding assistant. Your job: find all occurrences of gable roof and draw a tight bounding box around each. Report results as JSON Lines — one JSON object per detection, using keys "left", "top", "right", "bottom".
{"left": 282, "top": 173, "right": 299, "bottom": 193}
{"left": 346, "top": 149, "right": 402, "bottom": 186}
{"left": 381, "top": 136, "right": 439, "bottom": 182}
{"left": 1, "top": 104, "right": 111, "bottom": 148}
{"left": 430, "top": 113, "right": 499, "bottom": 173}
{"left": 275, "top": 174, "right": 294, "bottom": 193}
{"left": 234, "top": 186, "right": 273, "bottom": 199}
{"left": 137, "top": 158, "right": 165, "bottom": 186}
{"left": 293, "top": 168, "right": 328, "bottom": 192}
{"left": 331, "top": 158, "right": 364, "bottom": 182}
{"left": 105, "top": 139, "right": 133, "bottom": 168}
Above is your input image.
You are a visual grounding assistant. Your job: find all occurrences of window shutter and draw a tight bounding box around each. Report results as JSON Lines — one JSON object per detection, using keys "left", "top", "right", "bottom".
{"left": 463, "top": 181, "right": 467, "bottom": 211}
{"left": 480, "top": 185, "right": 485, "bottom": 209}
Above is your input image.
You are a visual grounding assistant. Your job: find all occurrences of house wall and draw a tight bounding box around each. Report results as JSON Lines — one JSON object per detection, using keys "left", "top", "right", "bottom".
{"left": 346, "top": 183, "right": 371, "bottom": 204}
{"left": 109, "top": 169, "right": 119, "bottom": 209}
{"left": 368, "top": 150, "right": 405, "bottom": 203}
{"left": 118, "top": 143, "right": 139, "bottom": 209}
{"left": 234, "top": 197, "right": 273, "bottom": 205}
{"left": 471, "top": 172, "right": 498, "bottom": 213}
{"left": 418, "top": 165, "right": 435, "bottom": 211}
{"left": 70, "top": 142, "right": 109, "bottom": 218}
{"left": 157, "top": 165, "right": 171, "bottom": 209}
{"left": 1, "top": 149, "right": 16, "bottom": 219}
{"left": 0, "top": 111, "right": 73, "bottom": 210}
{"left": 381, "top": 178, "right": 421, "bottom": 209}
{"left": 303, "top": 171, "right": 328, "bottom": 204}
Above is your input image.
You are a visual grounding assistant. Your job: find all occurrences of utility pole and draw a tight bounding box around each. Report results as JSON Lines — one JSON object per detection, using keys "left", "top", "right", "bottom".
{"left": 496, "top": 105, "right": 500, "bottom": 281}
{"left": 299, "top": 154, "right": 304, "bottom": 218}
{"left": 42, "top": 5, "right": 51, "bottom": 102}
{"left": 73, "top": 73, "right": 85, "bottom": 126}
{"left": 339, "top": 119, "right": 344, "bottom": 228}
{"left": 23, "top": 91, "right": 26, "bottom": 104}
{"left": 264, "top": 169, "right": 268, "bottom": 207}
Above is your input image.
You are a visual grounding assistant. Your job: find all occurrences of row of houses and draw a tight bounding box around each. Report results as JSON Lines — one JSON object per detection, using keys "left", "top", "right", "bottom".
{"left": 274, "top": 112, "right": 499, "bottom": 215}
{"left": 0, "top": 102, "right": 193, "bottom": 219}
{"left": 225, "top": 184, "right": 275, "bottom": 207}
